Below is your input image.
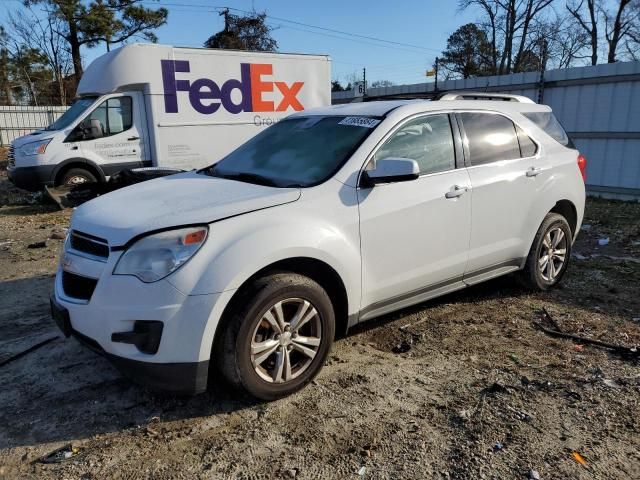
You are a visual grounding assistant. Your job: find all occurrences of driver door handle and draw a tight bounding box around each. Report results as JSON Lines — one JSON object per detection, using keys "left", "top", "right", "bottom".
{"left": 445, "top": 185, "right": 468, "bottom": 199}
{"left": 127, "top": 136, "right": 140, "bottom": 141}
{"left": 526, "top": 166, "right": 543, "bottom": 177}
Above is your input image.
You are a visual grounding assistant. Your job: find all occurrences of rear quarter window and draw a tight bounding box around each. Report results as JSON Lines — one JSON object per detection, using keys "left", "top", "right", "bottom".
{"left": 522, "top": 111, "right": 574, "bottom": 148}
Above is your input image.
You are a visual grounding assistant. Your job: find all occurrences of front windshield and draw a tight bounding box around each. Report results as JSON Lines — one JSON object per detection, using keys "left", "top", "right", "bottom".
{"left": 207, "top": 115, "right": 381, "bottom": 187}
{"left": 45, "top": 97, "right": 98, "bottom": 131}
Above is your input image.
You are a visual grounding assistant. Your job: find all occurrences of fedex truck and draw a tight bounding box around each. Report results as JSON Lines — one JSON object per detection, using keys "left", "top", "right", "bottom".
{"left": 7, "top": 44, "right": 331, "bottom": 191}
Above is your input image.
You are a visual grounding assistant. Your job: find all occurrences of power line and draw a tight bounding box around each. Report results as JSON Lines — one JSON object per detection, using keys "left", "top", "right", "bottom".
{"left": 150, "top": 2, "right": 441, "bottom": 53}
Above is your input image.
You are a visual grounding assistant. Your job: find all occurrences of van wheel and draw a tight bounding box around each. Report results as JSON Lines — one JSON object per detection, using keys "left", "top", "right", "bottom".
{"left": 217, "top": 273, "right": 335, "bottom": 400}
{"left": 59, "top": 168, "right": 97, "bottom": 187}
{"left": 520, "top": 213, "right": 572, "bottom": 291}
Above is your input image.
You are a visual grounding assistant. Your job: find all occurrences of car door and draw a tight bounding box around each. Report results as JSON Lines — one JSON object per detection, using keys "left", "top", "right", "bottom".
{"left": 358, "top": 113, "right": 472, "bottom": 320}
{"left": 456, "top": 111, "right": 548, "bottom": 282}
{"left": 78, "top": 92, "right": 149, "bottom": 175}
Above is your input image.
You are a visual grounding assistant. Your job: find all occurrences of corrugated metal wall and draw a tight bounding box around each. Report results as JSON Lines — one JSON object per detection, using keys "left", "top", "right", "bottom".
{"left": 0, "top": 106, "right": 68, "bottom": 146}
{"left": 333, "top": 61, "right": 640, "bottom": 198}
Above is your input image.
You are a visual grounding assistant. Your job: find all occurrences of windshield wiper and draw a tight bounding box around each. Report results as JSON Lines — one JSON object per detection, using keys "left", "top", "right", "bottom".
{"left": 207, "top": 167, "right": 279, "bottom": 187}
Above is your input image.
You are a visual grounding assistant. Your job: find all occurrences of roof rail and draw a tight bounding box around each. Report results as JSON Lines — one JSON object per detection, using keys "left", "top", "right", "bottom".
{"left": 437, "top": 92, "right": 535, "bottom": 104}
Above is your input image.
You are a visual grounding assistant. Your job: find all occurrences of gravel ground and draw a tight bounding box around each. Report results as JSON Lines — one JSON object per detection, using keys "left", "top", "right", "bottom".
{"left": 0, "top": 161, "right": 639, "bottom": 480}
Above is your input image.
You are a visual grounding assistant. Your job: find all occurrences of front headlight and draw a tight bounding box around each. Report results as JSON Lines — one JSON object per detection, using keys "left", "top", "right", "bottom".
{"left": 21, "top": 138, "right": 52, "bottom": 156}
{"left": 113, "top": 226, "right": 208, "bottom": 283}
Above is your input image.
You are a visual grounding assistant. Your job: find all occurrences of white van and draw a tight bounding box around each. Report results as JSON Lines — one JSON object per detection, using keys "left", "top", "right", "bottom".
{"left": 7, "top": 44, "right": 330, "bottom": 191}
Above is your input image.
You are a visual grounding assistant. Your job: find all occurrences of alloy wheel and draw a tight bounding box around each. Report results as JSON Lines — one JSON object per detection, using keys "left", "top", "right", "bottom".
{"left": 538, "top": 227, "right": 567, "bottom": 282}
{"left": 250, "top": 298, "right": 322, "bottom": 384}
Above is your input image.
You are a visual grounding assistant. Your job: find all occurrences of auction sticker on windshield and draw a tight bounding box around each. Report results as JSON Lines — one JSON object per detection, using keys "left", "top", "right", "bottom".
{"left": 338, "top": 117, "right": 381, "bottom": 128}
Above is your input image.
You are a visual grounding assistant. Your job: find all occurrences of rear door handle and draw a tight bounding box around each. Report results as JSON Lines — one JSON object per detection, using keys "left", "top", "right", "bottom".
{"left": 445, "top": 185, "right": 468, "bottom": 199}
{"left": 526, "top": 167, "right": 543, "bottom": 177}
{"left": 127, "top": 136, "right": 140, "bottom": 141}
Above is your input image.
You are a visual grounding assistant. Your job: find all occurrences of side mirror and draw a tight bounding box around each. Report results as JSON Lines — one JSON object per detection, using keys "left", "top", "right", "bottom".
{"left": 361, "top": 157, "right": 419, "bottom": 187}
{"left": 90, "top": 119, "right": 103, "bottom": 139}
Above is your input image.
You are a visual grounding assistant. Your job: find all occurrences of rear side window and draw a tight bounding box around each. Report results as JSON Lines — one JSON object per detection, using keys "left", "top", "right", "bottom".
{"left": 516, "top": 125, "right": 538, "bottom": 157}
{"left": 522, "top": 111, "right": 573, "bottom": 147}
{"left": 459, "top": 112, "right": 521, "bottom": 166}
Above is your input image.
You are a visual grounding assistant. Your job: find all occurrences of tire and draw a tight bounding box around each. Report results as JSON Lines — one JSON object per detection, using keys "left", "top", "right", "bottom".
{"left": 520, "top": 213, "right": 572, "bottom": 291}
{"left": 217, "top": 273, "right": 335, "bottom": 400}
{"left": 58, "top": 168, "right": 97, "bottom": 187}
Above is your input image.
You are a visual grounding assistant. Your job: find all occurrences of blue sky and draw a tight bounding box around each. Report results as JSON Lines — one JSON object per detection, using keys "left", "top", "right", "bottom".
{"left": 1, "top": 0, "right": 479, "bottom": 86}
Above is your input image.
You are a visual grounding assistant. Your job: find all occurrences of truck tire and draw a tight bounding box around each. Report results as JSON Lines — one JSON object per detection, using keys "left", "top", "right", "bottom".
{"left": 519, "top": 213, "right": 572, "bottom": 291}
{"left": 217, "top": 273, "right": 335, "bottom": 400}
{"left": 58, "top": 168, "right": 97, "bottom": 187}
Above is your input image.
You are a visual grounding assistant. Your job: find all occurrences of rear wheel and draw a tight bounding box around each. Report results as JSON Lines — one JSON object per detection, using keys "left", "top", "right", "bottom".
{"left": 217, "top": 273, "right": 335, "bottom": 400}
{"left": 520, "top": 213, "right": 572, "bottom": 290}
{"left": 58, "top": 168, "right": 97, "bottom": 187}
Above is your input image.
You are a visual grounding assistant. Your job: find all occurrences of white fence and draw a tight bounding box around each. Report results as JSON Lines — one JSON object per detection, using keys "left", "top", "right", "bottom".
{"left": 0, "top": 105, "right": 68, "bottom": 146}
{"left": 333, "top": 61, "right": 640, "bottom": 199}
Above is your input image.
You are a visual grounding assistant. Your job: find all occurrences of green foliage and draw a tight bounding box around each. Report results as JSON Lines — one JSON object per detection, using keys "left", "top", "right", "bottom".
{"left": 439, "top": 23, "right": 493, "bottom": 79}
{"left": 204, "top": 10, "right": 277, "bottom": 51}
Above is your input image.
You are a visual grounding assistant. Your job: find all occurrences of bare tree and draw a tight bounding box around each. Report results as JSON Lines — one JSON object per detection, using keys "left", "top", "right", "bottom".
{"left": 460, "top": 0, "right": 556, "bottom": 74}
{"left": 8, "top": 7, "right": 71, "bottom": 104}
{"left": 567, "top": 0, "right": 599, "bottom": 65}
{"left": 602, "top": 0, "right": 639, "bottom": 62}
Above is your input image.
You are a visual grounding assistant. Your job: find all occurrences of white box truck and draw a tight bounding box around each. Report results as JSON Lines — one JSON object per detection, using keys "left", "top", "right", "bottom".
{"left": 7, "top": 44, "right": 331, "bottom": 191}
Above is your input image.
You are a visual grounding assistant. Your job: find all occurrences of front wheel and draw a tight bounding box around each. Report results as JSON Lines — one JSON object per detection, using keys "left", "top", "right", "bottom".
{"left": 217, "top": 273, "right": 335, "bottom": 400}
{"left": 58, "top": 168, "right": 97, "bottom": 187}
{"left": 520, "top": 213, "right": 572, "bottom": 291}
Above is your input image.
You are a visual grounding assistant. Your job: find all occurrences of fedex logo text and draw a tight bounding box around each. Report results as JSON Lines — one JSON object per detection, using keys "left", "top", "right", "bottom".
{"left": 161, "top": 60, "right": 305, "bottom": 114}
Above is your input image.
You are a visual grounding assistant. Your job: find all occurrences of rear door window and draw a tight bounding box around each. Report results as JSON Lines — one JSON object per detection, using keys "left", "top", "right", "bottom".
{"left": 459, "top": 112, "right": 521, "bottom": 166}
{"left": 522, "top": 111, "right": 573, "bottom": 147}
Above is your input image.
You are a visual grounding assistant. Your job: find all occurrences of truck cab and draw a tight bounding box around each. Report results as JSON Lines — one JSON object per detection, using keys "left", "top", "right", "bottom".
{"left": 8, "top": 92, "right": 150, "bottom": 191}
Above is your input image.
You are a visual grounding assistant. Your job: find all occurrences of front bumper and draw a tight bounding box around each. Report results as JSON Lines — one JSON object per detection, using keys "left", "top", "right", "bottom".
{"left": 7, "top": 164, "right": 55, "bottom": 191}
{"left": 51, "top": 294, "right": 209, "bottom": 394}
{"left": 52, "top": 247, "right": 234, "bottom": 394}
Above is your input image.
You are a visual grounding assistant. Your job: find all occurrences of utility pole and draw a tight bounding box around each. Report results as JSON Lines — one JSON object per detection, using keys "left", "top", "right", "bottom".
{"left": 537, "top": 38, "right": 548, "bottom": 104}
{"left": 362, "top": 67, "right": 367, "bottom": 100}
{"left": 434, "top": 57, "right": 439, "bottom": 93}
{"left": 220, "top": 8, "right": 230, "bottom": 32}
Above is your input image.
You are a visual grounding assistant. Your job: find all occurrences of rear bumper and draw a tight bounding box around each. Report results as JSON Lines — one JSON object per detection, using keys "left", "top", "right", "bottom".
{"left": 51, "top": 292, "right": 211, "bottom": 395}
{"left": 7, "top": 165, "right": 55, "bottom": 191}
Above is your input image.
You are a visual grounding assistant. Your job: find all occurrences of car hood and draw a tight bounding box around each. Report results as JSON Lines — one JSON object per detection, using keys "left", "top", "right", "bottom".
{"left": 71, "top": 171, "right": 301, "bottom": 246}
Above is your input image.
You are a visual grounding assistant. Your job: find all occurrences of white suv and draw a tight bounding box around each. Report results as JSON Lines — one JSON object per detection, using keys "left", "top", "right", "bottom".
{"left": 51, "top": 93, "right": 586, "bottom": 399}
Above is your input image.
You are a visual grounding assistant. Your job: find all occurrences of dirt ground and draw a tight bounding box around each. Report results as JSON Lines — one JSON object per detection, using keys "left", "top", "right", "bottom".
{"left": 0, "top": 158, "right": 639, "bottom": 479}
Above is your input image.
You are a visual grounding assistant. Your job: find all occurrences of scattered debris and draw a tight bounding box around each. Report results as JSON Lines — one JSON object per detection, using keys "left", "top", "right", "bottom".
{"left": 37, "top": 444, "right": 82, "bottom": 464}
{"left": 572, "top": 252, "right": 588, "bottom": 260}
{"left": 357, "top": 466, "right": 366, "bottom": 476}
{"left": 50, "top": 229, "right": 67, "bottom": 240}
{"left": 509, "top": 353, "right": 521, "bottom": 365}
{"left": 572, "top": 451, "right": 587, "bottom": 466}
{"left": 533, "top": 309, "right": 639, "bottom": 360}
{"left": 602, "top": 378, "right": 620, "bottom": 388}
{"left": 0, "top": 336, "right": 58, "bottom": 368}
{"left": 27, "top": 240, "right": 47, "bottom": 249}
{"left": 284, "top": 468, "right": 298, "bottom": 478}
{"left": 580, "top": 224, "right": 592, "bottom": 231}
{"left": 494, "top": 442, "right": 504, "bottom": 451}
{"left": 597, "top": 237, "right": 610, "bottom": 246}
{"left": 392, "top": 340, "right": 412, "bottom": 354}
{"left": 528, "top": 469, "right": 541, "bottom": 479}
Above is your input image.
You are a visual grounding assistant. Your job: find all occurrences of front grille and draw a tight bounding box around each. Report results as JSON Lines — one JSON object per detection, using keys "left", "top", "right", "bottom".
{"left": 70, "top": 230, "right": 109, "bottom": 259}
{"left": 62, "top": 271, "right": 98, "bottom": 301}
{"left": 7, "top": 145, "right": 15, "bottom": 168}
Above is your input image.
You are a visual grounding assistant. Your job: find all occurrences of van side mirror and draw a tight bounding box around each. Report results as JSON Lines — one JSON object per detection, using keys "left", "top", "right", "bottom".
{"left": 361, "top": 157, "right": 420, "bottom": 187}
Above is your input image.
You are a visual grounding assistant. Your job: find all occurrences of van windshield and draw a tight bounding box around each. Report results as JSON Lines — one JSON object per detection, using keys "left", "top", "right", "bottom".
{"left": 205, "top": 115, "right": 380, "bottom": 187}
{"left": 45, "top": 97, "right": 98, "bottom": 131}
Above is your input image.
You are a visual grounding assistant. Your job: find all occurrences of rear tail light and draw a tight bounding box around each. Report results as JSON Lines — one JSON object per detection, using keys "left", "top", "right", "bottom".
{"left": 577, "top": 153, "right": 587, "bottom": 182}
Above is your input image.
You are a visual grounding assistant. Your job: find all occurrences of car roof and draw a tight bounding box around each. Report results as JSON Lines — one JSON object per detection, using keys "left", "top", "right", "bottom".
{"left": 293, "top": 98, "right": 551, "bottom": 118}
